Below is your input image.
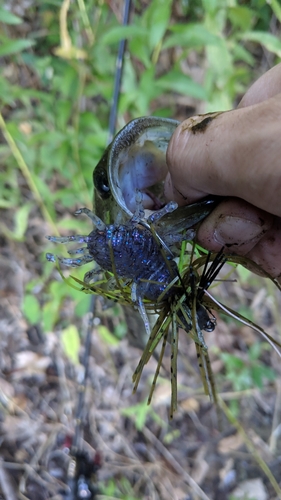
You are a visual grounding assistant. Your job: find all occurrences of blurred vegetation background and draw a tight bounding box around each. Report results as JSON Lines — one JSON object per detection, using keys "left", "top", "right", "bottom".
{"left": 1, "top": 1, "right": 281, "bottom": 499}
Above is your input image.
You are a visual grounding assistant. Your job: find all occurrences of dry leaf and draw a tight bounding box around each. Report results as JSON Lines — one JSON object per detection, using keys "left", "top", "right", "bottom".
{"left": 191, "top": 445, "right": 209, "bottom": 485}
{"left": 180, "top": 397, "right": 199, "bottom": 412}
{"left": 152, "top": 380, "right": 171, "bottom": 407}
{"left": 218, "top": 433, "right": 244, "bottom": 454}
{"left": 19, "top": 122, "right": 32, "bottom": 135}
{"left": 231, "top": 478, "right": 268, "bottom": 500}
{"left": 248, "top": 429, "right": 273, "bottom": 461}
{"left": 13, "top": 351, "right": 51, "bottom": 379}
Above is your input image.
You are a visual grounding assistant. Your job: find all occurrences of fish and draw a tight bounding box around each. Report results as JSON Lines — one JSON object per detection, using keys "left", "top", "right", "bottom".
{"left": 46, "top": 116, "right": 281, "bottom": 418}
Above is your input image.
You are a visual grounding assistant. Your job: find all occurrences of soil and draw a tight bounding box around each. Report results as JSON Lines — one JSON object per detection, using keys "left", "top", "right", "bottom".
{"left": 1, "top": 208, "right": 281, "bottom": 499}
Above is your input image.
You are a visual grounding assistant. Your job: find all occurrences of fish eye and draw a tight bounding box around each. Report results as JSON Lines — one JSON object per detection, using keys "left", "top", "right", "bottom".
{"left": 101, "top": 182, "right": 110, "bottom": 193}
{"left": 93, "top": 169, "right": 111, "bottom": 199}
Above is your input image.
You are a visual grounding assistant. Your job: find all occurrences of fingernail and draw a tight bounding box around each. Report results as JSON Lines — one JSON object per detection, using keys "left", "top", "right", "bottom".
{"left": 214, "top": 216, "right": 264, "bottom": 246}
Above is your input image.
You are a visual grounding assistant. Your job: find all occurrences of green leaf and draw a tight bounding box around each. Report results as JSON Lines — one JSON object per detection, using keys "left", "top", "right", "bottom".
{"left": 122, "top": 401, "right": 151, "bottom": 431}
{"left": 0, "top": 8, "right": 22, "bottom": 25}
{"left": 228, "top": 6, "right": 254, "bottom": 31}
{"left": 232, "top": 44, "right": 255, "bottom": 65}
{"left": 248, "top": 342, "right": 262, "bottom": 360}
{"left": 206, "top": 39, "right": 233, "bottom": 80}
{"left": 55, "top": 100, "right": 71, "bottom": 130}
{"left": 145, "top": 0, "right": 173, "bottom": 50}
{"left": 23, "top": 294, "right": 41, "bottom": 325}
{"left": 251, "top": 364, "right": 275, "bottom": 388}
{"left": 98, "top": 325, "right": 119, "bottom": 346}
{"left": 205, "top": 91, "right": 232, "bottom": 113}
{"left": 61, "top": 325, "right": 80, "bottom": 364}
{"left": 0, "top": 203, "right": 32, "bottom": 241}
{"left": 42, "top": 295, "right": 60, "bottom": 332}
{"left": 221, "top": 353, "right": 244, "bottom": 370}
{"left": 121, "top": 56, "right": 137, "bottom": 93}
{"left": 74, "top": 296, "right": 91, "bottom": 318}
{"left": 163, "top": 24, "right": 220, "bottom": 50}
{"left": 0, "top": 199, "right": 14, "bottom": 208}
{"left": 156, "top": 72, "right": 207, "bottom": 100}
{"left": 0, "top": 39, "right": 35, "bottom": 57}
{"left": 129, "top": 35, "right": 151, "bottom": 68}
{"left": 100, "top": 25, "right": 147, "bottom": 45}
{"left": 236, "top": 265, "right": 252, "bottom": 284}
{"left": 52, "top": 64, "right": 80, "bottom": 99}
{"left": 240, "top": 31, "right": 281, "bottom": 57}
{"left": 202, "top": 0, "right": 218, "bottom": 15}
{"left": 267, "top": 0, "right": 281, "bottom": 23}
{"left": 0, "top": 75, "right": 16, "bottom": 105}
{"left": 13, "top": 203, "right": 32, "bottom": 240}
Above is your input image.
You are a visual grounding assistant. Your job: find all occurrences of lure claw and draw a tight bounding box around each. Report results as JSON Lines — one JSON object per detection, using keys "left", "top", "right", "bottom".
{"left": 46, "top": 235, "right": 88, "bottom": 244}
{"left": 46, "top": 252, "right": 93, "bottom": 267}
{"left": 46, "top": 253, "right": 56, "bottom": 263}
{"left": 67, "top": 247, "right": 89, "bottom": 256}
{"left": 84, "top": 268, "right": 101, "bottom": 283}
{"left": 147, "top": 201, "right": 178, "bottom": 224}
{"left": 75, "top": 208, "right": 106, "bottom": 231}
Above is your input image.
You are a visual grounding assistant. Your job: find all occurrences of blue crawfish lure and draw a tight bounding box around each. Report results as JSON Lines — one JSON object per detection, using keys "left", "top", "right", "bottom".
{"left": 46, "top": 196, "right": 218, "bottom": 330}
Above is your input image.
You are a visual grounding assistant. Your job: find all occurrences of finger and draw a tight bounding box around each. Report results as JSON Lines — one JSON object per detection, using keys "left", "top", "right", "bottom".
{"left": 196, "top": 198, "right": 274, "bottom": 255}
{"left": 246, "top": 218, "right": 281, "bottom": 278}
{"left": 165, "top": 94, "right": 281, "bottom": 216}
{"left": 164, "top": 170, "right": 206, "bottom": 205}
{"left": 238, "top": 62, "right": 281, "bottom": 108}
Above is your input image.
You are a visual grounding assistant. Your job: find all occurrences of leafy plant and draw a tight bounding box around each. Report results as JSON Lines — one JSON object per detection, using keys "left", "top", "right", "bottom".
{"left": 122, "top": 399, "right": 165, "bottom": 431}
{"left": 100, "top": 478, "right": 140, "bottom": 499}
{"left": 1, "top": 0, "right": 281, "bottom": 497}
{"left": 219, "top": 343, "right": 276, "bottom": 415}
{"left": 221, "top": 343, "right": 276, "bottom": 392}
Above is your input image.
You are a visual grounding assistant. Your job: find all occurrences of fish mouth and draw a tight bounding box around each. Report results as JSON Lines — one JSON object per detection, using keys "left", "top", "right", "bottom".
{"left": 106, "top": 117, "right": 179, "bottom": 219}
{"left": 118, "top": 138, "right": 169, "bottom": 212}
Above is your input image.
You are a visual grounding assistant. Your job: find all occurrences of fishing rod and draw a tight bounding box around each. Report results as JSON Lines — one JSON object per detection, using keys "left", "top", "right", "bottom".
{"left": 67, "top": 1, "right": 132, "bottom": 497}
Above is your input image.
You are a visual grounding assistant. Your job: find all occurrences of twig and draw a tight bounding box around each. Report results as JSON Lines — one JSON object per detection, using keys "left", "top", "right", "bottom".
{"left": 143, "top": 426, "right": 212, "bottom": 500}
{"left": 219, "top": 397, "right": 281, "bottom": 498}
{"left": 77, "top": 0, "right": 95, "bottom": 45}
{"left": 0, "top": 459, "right": 18, "bottom": 500}
{"left": 0, "top": 112, "right": 58, "bottom": 235}
{"left": 270, "top": 378, "right": 281, "bottom": 453}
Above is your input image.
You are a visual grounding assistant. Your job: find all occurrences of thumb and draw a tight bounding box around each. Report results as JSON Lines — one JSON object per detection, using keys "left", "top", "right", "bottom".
{"left": 165, "top": 95, "right": 281, "bottom": 217}
{"left": 164, "top": 111, "right": 228, "bottom": 204}
{"left": 164, "top": 63, "right": 281, "bottom": 212}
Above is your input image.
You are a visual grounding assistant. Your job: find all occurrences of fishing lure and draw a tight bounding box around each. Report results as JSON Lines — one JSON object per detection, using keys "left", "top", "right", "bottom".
{"left": 46, "top": 195, "right": 218, "bottom": 334}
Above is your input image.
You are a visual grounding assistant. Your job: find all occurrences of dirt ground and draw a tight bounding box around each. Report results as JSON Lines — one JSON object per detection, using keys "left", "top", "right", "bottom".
{"left": 1, "top": 206, "right": 281, "bottom": 499}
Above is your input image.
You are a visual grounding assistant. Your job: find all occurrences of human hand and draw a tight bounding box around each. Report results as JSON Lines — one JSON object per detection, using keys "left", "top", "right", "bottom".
{"left": 165, "top": 63, "right": 281, "bottom": 279}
